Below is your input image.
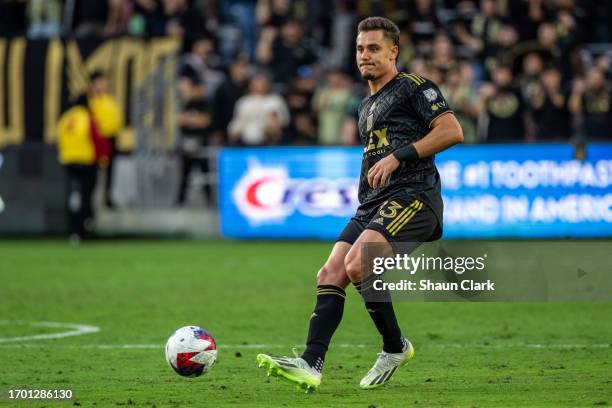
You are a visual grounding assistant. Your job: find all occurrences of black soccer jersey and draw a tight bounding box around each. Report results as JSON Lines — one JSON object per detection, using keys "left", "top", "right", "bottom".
{"left": 355, "top": 72, "right": 452, "bottom": 224}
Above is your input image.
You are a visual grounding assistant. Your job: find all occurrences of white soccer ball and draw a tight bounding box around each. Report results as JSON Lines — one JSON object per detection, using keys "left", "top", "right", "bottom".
{"left": 165, "top": 326, "right": 217, "bottom": 377}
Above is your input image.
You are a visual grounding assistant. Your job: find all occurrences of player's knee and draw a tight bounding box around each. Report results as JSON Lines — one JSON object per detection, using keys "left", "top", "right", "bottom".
{"left": 343, "top": 253, "right": 362, "bottom": 283}
{"left": 316, "top": 262, "right": 345, "bottom": 286}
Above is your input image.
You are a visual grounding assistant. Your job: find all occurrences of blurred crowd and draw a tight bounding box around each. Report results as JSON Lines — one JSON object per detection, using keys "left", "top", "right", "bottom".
{"left": 2, "top": 0, "right": 612, "bottom": 148}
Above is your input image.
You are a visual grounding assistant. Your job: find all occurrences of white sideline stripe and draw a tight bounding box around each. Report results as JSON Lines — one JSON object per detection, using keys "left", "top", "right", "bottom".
{"left": 0, "top": 320, "right": 100, "bottom": 343}
{"left": 435, "top": 343, "right": 611, "bottom": 349}
{"left": 0, "top": 343, "right": 344, "bottom": 349}
{"left": 0, "top": 343, "right": 609, "bottom": 349}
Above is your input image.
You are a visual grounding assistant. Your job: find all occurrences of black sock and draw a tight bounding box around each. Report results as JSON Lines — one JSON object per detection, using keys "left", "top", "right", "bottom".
{"left": 354, "top": 276, "right": 404, "bottom": 353}
{"left": 302, "top": 285, "right": 346, "bottom": 372}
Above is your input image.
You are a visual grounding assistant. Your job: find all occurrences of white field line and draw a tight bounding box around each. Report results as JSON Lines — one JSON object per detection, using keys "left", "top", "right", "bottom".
{"left": 432, "top": 343, "right": 611, "bottom": 349}
{"left": 0, "top": 343, "right": 609, "bottom": 349}
{"left": 0, "top": 321, "right": 608, "bottom": 349}
{"left": 0, "top": 320, "right": 100, "bottom": 343}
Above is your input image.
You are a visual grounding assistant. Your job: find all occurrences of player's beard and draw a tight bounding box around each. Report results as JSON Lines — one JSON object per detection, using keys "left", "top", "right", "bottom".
{"left": 361, "top": 72, "right": 378, "bottom": 81}
{"left": 360, "top": 68, "right": 381, "bottom": 81}
{"left": 359, "top": 63, "right": 379, "bottom": 81}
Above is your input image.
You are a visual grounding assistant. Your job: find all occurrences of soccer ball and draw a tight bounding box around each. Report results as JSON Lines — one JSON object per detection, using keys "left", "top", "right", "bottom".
{"left": 165, "top": 326, "right": 217, "bottom": 377}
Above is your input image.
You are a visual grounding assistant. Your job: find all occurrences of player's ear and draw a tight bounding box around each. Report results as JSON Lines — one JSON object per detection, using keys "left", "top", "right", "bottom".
{"left": 391, "top": 45, "right": 399, "bottom": 61}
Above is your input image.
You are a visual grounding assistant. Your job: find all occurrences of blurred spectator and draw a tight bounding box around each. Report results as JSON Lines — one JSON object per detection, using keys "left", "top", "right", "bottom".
{"left": 529, "top": 67, "right": 571, "bottom": 141}
{"left": 440, "top": 64, "right": 479, "bottom": 143}
{"left": 396, "top": 30, "right": 415, "bottom": 72}
{"left": 340, "top": 94, "right": 363, "bottom": 146}
{"left": 0, "top": 0, "right": 28, "bottom": 36}
{"left": 408, "top": 57, "right": 429, "bottom": 78}
{"left": 87, "top": 71, "right": 123, "bottom": 209}
{"left": 454, "top": 0, "right": 502, "bottom": 68}
{"left": 312, "top": 70, "right": 356, "bottom": 145}
{"left": 73, "top": 0, "right": 118, "bottom": 37}
{"left": 504, "top": 0, "right": 546, "bottom": 41}
{"left": 569, "top": 67, "right": 612, "bottom": 141}
{"left": 404, "top": 0, "right": 441, "bottom": 48}
{"left": 217, "top": 0, "right": 257, "bottom": 61}
{"left": 162, "top": 0, "right": 210, "bottom": 48}
{"left": 181, "top": 37, "right": 225, "bottom": 101}
{"left": 281, "top": 112, "right": 317, "bottom": 145}
{"left": 56, "top": 86, "right": 112, "bottom": 243}
{"left": 129, "top": 0, "right": 165, "bottom": 36}
{"left": 480, "top": 24, "right": 519, "bottom": 75}
{"left": 535, "top": 21, "right": 562, "bottom": 66}
{"left": 104, "top": 0, "right": 137, "bottom": 36}
{"left": 213, "top": 57, "right": 250, "bottom": 142}
{"left": 57, "top": 95, "right": 98, "bottom": 244}
{"left": 518, "top": 52, "right": 544, "bottom": 104}
{"left": 553, "top": 10, "right": 582, "bottom": 82}
{"left": 28, "top": 0, "right": 62, "bottom": 38}
{"left": 256, "top": 19, "right": 318, "bottom": 84}
{"left": 430, "top": 32, "right": 458, "bottom": 76}
{"left": 595, "top": 55, "right": 611, "bottom": 81}
{"left": 256, "top": 0, "right": 292, "bottom": 29}
{"left": 536, "top": 21, "right": 559, "bottom": 55}
{"left": 284, "top": 72, "right": 317, "bottom": 116}
{"left": 283, "top": 70, "right": 318, "bottom": 145}
{"left": 176, "top": 75, "right": 214, "bottom": 206}
{"left": 322, "top": 0, "right": 357, "bottom": 72}
{"left": 479, "top": 65, "right": 527, "bottom": 142}
{"left": 507, "top": 19, "right": 576, "bottom": 84}
{"left": 228, "top": 73, "right": 290, "bottom": 145}
{"left": 426, "top": 66, "right": 444, "bottom": 87}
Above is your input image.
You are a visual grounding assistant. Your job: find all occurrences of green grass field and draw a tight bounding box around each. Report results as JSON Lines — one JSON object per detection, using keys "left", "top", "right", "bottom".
{"left": 0, "top": 240, "right": 611, "bottom": 407}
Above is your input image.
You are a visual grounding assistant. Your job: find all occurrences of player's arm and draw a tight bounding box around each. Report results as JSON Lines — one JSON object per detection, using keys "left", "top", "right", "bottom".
{"left": 368, "top": 113, "right": 462, "bottom": 188}
{"left": 411, "top": 112, "right": 463, "bottom": 158}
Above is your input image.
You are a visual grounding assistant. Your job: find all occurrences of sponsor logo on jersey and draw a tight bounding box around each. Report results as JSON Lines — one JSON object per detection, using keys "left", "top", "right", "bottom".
{"left": 364, "top": 128, "right": 389, "bottom": 155}
{"left": 431, "top": 101, "right": 447, "bottom": 111}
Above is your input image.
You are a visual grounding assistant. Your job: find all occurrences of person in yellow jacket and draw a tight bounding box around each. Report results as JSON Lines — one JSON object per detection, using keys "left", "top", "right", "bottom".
{"left": 57, "top": 94, "right": 98, "bottom": 243}
{"left": 87, "top": 71, "right": 123, "bottom": 209}
{"left": 56, "top": 71, "right": 123, "bottom": 242}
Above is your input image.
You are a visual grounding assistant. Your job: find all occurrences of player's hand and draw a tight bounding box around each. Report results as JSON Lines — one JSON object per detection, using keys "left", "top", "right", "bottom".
{"left": 368, "top": 154, "right": 400, "bottom": 189}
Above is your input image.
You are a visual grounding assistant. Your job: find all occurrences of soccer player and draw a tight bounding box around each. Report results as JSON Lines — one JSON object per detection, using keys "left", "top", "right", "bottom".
{"left": 257, "top": 16, "right": 463, "bottom": 391}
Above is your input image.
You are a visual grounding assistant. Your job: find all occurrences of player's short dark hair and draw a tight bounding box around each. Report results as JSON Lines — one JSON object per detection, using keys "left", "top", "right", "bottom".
{"left": 357, "top": 17, "right": 400, "bottom": 47}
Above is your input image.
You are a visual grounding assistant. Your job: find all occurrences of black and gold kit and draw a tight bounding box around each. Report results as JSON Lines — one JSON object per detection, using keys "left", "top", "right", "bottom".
{"left": 484, "top": 86, "right": 525, "bottom": 142}
{"left": 338, "top": 72, "right": 452, "bottom": 244}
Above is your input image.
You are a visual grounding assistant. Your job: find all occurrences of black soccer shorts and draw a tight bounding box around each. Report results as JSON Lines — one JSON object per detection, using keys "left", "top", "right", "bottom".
{"left": 337, "top": 196, "right": 441, "bottom": 245}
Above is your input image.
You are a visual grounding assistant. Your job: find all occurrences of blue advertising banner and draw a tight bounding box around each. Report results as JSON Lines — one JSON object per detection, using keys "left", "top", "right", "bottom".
{"left": 218, "top": 144, "right": 612, "bottom": 239}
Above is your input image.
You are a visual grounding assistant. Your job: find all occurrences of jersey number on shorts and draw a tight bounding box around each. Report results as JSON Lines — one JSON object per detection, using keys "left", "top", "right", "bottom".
{"left": 379, "top": 201, "right": 403, "bottom": 218}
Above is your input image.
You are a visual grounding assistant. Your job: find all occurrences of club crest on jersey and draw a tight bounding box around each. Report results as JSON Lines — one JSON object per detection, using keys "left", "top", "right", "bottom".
{"left": 423, "top": 88, "right": 438, "bottom": 102}
{"left": 367, "top": 102, "right": 376, "bottom": 131}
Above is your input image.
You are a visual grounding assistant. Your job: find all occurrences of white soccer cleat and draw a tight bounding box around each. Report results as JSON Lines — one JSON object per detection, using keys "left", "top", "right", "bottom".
{"left": 359, "top": 338, "right": 415, "bottom": 389}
